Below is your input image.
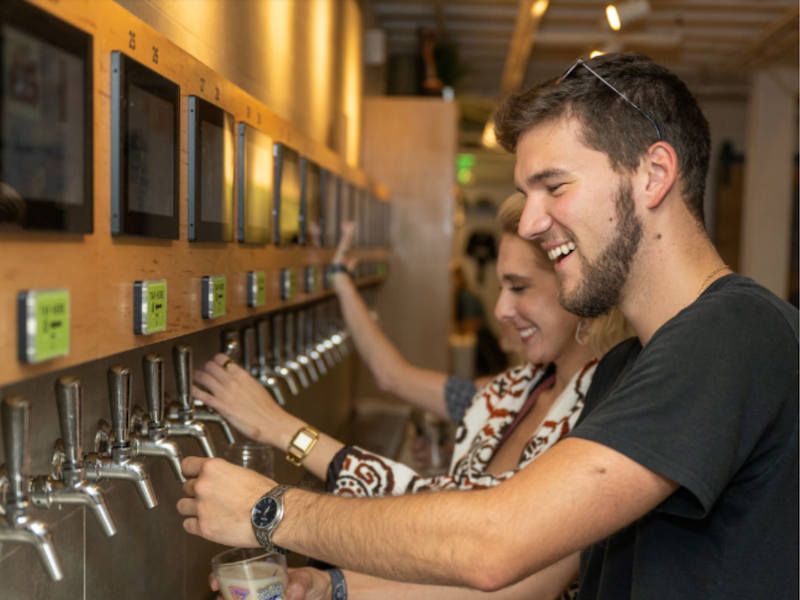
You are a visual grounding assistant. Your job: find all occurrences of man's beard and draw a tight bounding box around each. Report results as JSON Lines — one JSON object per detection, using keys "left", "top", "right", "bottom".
{"left": 558, "top": 179, "right": 643, "bottom": 318}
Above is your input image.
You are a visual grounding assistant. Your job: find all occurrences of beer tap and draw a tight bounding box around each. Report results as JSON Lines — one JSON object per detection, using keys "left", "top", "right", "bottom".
{"left": 257, "top": 320, "right": 300, "bottom": 396}
{"left": 272, "top": 313, "right": 310, "bottom": 388}
{"left": 313, "top": 302, "right": 337, "bottom": 368}
{"left": 0, "top": 396, "right": 64, "bottom": 582}
{"left": 85, "top": 366, "right": 158, "bottom": 510}
{"left": 331, "top": 300, "right": 353, "bottom": 356}
{"left": 166, "top": 345, "right": 217, "bottom": 458}
{"left": 179, "top": 333, "right": 237, "bottom": 444}
{"left": 129, "top": 354, "right": 185, "bottom": 483}
{"left": 287, "top": 311, "right": 319, "bottom": 383}
{"left": 243, "top": 326, "right": 287, "bottom": 406}
{"left": 28, "top": 377, "right": 118, "bottom": 537}
{"left": 324, "top": 300, "right": 346, "bottom": 362}
{"left": 302, "top": 307, "right": 328, "bottom": 375}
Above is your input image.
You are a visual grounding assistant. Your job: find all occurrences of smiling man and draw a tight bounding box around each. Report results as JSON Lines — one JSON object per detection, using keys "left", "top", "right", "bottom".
{"left": 178, "top": 53, "right": 798, "bottom": 600}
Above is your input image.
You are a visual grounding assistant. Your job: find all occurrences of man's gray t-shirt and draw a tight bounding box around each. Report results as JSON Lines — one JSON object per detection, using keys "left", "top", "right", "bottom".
{"left": 569, "top": 274, "right": 799, "bottom": 599}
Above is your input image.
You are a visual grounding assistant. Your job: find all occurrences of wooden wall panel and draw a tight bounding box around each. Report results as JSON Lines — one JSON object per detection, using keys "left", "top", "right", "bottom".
{"left": 357, "top": 98, "right": 458, "bottom": 403}
{"left": 0, "top": 0, "right": 388, "bottom": 386}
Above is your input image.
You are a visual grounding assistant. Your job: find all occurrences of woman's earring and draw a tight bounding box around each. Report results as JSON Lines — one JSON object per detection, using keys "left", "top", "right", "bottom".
{"left": 575, "top": 320, "right": 591, "bottom": 346}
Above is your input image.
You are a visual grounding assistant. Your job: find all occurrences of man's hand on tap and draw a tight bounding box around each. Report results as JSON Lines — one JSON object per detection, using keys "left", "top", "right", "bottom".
{"left": 192, "top": 353, "right": 305, "bottom": 450}
{"left": 178, "top": 456, "right": 271, "bottom": 547}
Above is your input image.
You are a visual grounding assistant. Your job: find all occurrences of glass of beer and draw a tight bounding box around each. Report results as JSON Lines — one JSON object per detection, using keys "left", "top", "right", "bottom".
{"left": 212, "top": 547, "right": 287, "bottom": 600}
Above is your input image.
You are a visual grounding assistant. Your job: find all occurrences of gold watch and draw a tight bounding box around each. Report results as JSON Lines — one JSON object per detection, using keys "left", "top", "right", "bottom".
{"left": 286, "top": 426, "right": 320, "bottom": 466}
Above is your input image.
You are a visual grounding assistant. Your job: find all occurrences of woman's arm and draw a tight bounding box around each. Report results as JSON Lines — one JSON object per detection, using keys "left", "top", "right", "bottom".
{"left": 192, "top": 354, "right": 343, "bottom": 481}
{"left": 283, "top": 552, "right": 579, "bottom": 600}
{"left": 333, "top": 222, "right": 450, "bottom": 420}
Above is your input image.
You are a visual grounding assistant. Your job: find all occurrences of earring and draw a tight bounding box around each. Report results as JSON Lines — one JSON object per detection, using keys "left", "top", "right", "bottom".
{"left": 575, "top": 320, "right": 591, "bottom": 346}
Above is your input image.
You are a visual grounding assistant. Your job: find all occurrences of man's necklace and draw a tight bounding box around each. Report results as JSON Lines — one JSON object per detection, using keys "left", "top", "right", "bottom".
{"left": 697, "top": 265, "right": 731, "bottom": 298}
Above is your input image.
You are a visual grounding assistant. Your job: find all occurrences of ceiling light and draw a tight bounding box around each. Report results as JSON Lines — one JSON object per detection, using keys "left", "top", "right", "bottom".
{"left": 606, "top": 1, "right": 650, "bottom": 31}
{"left": 531, "top": 0, "right": 549, "bottom": 18}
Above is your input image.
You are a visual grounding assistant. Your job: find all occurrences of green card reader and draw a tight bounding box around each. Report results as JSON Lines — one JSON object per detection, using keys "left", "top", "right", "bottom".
{"left": 17, "top": 289, "right": 71, "bottom": 364}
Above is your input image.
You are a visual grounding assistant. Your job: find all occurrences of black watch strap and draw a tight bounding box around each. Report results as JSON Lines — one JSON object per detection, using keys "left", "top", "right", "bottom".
{"left": 331, "top": 263, "right": 355, "bottom": 281}
{"left": 327, "top": 568, "right": 348, "bottom": 600}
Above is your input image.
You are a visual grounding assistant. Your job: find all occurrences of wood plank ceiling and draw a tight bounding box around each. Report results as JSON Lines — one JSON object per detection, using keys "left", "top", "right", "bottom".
{"left": 369, "top": 0, "right": 799, "bottom": 99}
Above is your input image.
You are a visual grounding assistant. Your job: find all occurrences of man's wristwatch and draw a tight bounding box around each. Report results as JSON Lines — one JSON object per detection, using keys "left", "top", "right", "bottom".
{"left": 286, "top": 425, "right": 320, "bottom": 466}
{"left": 251, "top": 484, "right": 291, "bottom": 555}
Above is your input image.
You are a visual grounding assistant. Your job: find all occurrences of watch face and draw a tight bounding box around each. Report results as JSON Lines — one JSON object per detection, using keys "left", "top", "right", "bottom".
{"left": 252, "top": 497, "right": 279, "bottom": 528}
{"left": 294, "top": 430, "right": 314, "bottom": 451}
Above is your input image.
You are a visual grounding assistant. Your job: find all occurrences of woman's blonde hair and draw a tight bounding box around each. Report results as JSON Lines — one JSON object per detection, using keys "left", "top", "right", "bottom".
{"left": 496, "top": 193, "right": 635, "bottom": 357}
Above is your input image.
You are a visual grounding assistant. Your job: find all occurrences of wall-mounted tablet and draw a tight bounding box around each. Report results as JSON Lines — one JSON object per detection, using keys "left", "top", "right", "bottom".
{"left": 188, "top": 96, "right": 234, "bottom": 242}
{"left": 0, "top": 0, "right": 92, "bottom": 233}
{"left": 111, "top": 51, "right": 179, "bottom": 239}
{"left": 237, "top": 123, "right": 273, "bottom": 244}
{"left": 323, "top": 172, "right": 339, "bottom": 248}
{"left": 274, "top": 143, "right": 301, "bottom": 245}
{"left": 299, "top": 158, "right": 322, "bottom": 247}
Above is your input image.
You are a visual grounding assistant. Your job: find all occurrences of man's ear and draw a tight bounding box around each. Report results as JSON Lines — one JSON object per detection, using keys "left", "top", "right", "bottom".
{"left": 641, "top": 142, "right": 678, "bottom": 210}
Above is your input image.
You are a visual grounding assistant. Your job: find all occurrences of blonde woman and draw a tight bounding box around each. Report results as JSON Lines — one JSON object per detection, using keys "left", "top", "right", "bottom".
{"left": 195, "top": 193, "right": 634, "bottom": 600}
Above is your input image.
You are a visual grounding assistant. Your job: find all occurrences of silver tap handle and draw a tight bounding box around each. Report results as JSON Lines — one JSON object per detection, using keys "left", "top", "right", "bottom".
{"left": 55, "top": 377, "right": 83, "bottom": 470}
{"left": 173, "top": 344, "right": 193, "bottom": 411}
{"left": 242, "top": 326, "right": 257, "bottom": 374}
{"left": 271, "top": 314, "right": 284, "bottom": 363}
{"left": 142, "top": 353, "right": 165, "bottom": 426}
{"left": 256, "top": 321, "right": 272, "bottom": 369}
{"left": 107, "top": 365, "right": 132, "bottom": 446}
{"left": 222, "top": 330, "right": 242, "bottom": 362}
{"left": 2, "top": 396, "right": 30, "bottom": 508}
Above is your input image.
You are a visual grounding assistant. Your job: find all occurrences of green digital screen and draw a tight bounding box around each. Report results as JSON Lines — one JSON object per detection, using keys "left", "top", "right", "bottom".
{"left": 18, "top": 289, "right": 70, "bottom": 363}
{"left": 146, "top": 280, "right": 167, "bottom": 333}
{"left": 377, "top": 263, "right": 387, "bottom": 277}
{"left": 212, "top": 277, "right": 226, "bottom": 317}
{"left": 256, "top": 271, "right": 266, "bottom": 306}
{"left": 281, "top": 268, "right": 296, "bottom": 300}
{"left": 305, "top": 266, "right": 317, "bottom": 293}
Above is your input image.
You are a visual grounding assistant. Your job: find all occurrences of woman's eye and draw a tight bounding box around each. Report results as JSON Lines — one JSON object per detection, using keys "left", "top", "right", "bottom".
{"left": 510, "top": 286, "right": 526, "bottom": 294}
{"left": 547, "top": 183, "right": 564, "bottom": 194}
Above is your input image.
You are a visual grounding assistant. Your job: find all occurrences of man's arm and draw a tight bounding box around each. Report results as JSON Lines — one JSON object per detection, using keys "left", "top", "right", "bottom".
{"left": 179, "top": 437, "right": 677, "bottom": 591}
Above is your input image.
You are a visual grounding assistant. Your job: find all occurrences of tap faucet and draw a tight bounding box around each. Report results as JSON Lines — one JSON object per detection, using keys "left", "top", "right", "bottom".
{"left": 313, "top": 302, "right": 337, "bottom": 368}
{"left": 257, "top": 320, "right": 300, "bottom": 396}
{"left": 0, "top": 396, "right": 64, "bottom": 581}
{"left": 166, "top": 345, "right": 217, "bottom": 457}
{"left": 174, "top": 333, "right": 237, "bottom": 445}
{"left": 272, "top": 313, "right": 310, "bottom": 388}
{"left": 330, "top": 300, "right": 352, "bottom": 357}
{"left": 243, "top": 326, "right": 288, "bottom": 406}
{"left": 301, "top": 308, "right": 328, "bottom": 375}
{"left": 84, "top": 366, "right": 158, "bottom": 510}
{"left": 322, "top": 301, "right": 345, "bottom": 363}
{"left": 28, "top": 377, "right": 118, "bottom": 538}
{"left": 286, "top": 311, "right": 319, "bottom": 383}
{"left": 129, "top": 354, "right": 186, "bottom": 483}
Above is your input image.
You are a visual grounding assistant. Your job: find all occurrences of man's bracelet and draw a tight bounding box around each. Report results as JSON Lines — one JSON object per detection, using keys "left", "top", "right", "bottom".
{"left": 331, "top": 263, "right": 355, "bottom": 281}
{"left": 327, "top": 568, "right": 348, "bottom": 600}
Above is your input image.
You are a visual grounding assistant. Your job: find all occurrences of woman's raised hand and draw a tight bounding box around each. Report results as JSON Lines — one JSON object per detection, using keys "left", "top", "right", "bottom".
{"left": 192, "top": 353, "right": 302, "bottom": 447}
{"left": 333, "top": 220, "right": 358, "bottom": 272}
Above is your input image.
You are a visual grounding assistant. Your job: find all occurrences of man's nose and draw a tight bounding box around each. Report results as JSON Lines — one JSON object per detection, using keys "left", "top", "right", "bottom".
{"left": 518, "top": 196, "right": 553, "bottom": 239}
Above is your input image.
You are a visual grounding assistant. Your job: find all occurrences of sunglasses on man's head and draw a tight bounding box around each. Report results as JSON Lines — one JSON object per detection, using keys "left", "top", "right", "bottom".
{"left": 559, "top": 58, "right": 662, "bottom": 140}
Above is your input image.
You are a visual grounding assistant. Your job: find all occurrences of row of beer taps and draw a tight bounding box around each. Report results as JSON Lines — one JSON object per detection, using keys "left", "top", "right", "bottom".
{"left": 0, "top": 298, "right": 353, "bottom": 582}
{"left": 242, "top": 300, "right": 352, "bottom": 405}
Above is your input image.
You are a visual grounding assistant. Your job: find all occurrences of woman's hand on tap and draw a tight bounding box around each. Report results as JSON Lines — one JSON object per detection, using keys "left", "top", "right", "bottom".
{"left": 192, "top": 353, "right": 305, "bottom": 449}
